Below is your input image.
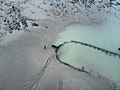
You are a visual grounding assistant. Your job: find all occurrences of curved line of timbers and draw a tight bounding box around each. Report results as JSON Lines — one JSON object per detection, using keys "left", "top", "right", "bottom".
{"left": 51, "top": 40, "right": 120, "bottom": 74}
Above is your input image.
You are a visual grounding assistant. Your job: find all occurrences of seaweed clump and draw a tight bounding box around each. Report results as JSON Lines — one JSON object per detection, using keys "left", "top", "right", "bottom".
{"left": 0, "top": 1, "right": 28, "bottom": 34}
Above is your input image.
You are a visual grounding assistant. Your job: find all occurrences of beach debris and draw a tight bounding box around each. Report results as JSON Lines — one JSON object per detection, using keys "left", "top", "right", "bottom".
{"left": 45, "top": 26, "right": 48, "bottom": 29}
{"left": 43, "top": 45, "right": 47, "bottom": 49}
{"left": 32, "top": 23, "right": 39, "bottom": 26}
{"left": 118, "top": 48, "right": 120, "bottom": 51}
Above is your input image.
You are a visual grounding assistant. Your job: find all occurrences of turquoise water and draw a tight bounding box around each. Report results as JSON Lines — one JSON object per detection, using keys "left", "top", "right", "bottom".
{"left": 55, "top": 24, "right": 120, "bottom": 89}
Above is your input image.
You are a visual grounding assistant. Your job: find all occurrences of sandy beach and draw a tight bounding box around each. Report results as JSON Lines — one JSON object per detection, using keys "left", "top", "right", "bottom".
{"left": 0, "top": 22, "right": 115, "bottom": 90}
{"left": 0, "top": 0, "right": 120, "bottom": 90}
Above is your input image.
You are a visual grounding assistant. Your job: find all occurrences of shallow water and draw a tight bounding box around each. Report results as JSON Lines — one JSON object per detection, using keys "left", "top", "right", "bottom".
{"left": 55, "top": 23, "right": 120, "bottom": 88}
{"left": 55, "top": 23, "right": 120, "bottom": 54}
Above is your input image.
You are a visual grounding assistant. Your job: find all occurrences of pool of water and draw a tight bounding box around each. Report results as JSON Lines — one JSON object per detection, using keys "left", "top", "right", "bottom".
{"left": 54, "top": 23, "right": 120, "bottom": 89}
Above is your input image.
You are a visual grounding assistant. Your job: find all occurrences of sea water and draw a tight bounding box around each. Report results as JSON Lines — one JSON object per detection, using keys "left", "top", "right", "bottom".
{"left": 54, "top": 23, "right": 120, "bottom": 89}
